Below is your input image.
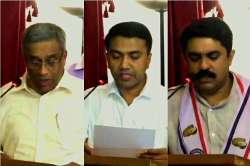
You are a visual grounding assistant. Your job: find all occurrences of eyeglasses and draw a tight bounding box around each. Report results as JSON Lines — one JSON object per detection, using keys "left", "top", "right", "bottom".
{"left": 27, "top": 54, "right": 63, "bottom": 70}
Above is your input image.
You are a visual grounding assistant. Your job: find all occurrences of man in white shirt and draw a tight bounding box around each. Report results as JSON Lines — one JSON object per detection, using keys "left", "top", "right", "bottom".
{"left": 84, "top": 22, "right": 167, "bottom": 160}
{"left": 0, "top": 23, "right": 84, "bottom": 165}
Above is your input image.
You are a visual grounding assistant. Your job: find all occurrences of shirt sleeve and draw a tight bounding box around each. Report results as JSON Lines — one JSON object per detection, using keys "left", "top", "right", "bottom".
{"left": 84, "top": 87, "right": 103, "bottom": 148}
{"left": 0, "top": 97, "right": 7, "bottom": 153}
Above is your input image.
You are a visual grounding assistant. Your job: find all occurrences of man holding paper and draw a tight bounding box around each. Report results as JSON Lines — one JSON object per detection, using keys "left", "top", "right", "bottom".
{"left": 84, "top": 21, "right": 167, "bottom": 159}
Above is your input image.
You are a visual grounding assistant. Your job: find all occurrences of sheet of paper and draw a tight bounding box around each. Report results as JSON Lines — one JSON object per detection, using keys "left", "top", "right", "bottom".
{"left": 93, "top": 125, "right": 155, "bottom": 158}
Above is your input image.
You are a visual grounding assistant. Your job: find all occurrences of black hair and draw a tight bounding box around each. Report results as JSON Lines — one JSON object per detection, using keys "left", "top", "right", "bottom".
{"left": 105, "top": 21, "right": 152, "bottom": 53}
{"left": 180, "top": 17, "right": 233, "bottom": 54}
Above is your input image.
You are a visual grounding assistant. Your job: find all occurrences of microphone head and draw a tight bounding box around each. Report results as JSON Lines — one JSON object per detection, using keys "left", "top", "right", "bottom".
{"left": 98, "top": 79, "right": 105, "bottom": 85}
{"left": 0, "top": 78, "right": 22, "bottom": 98}
{"left": 13, "top": 78, "right": 22, "bottom": 87}
{"left": 185, "top": 77, "right": 192, "bottom": 84}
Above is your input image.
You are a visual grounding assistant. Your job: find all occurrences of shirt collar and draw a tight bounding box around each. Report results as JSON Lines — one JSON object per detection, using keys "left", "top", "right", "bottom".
{"left": 107, "top": 77, "right": 155, "bottom": 99}
{"left": 15, "top": 71, "right": 78, "bottom": 96}
{"left": 7, "top": 72, "right": 38, "bottom": 96}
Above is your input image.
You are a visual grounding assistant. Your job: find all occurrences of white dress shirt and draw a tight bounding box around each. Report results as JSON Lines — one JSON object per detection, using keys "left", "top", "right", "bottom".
{"left": 0, "top": 71, "right": 84, "bottom": 165}
{"left": 84, "top": 79, "right": 167, "bottom": 149}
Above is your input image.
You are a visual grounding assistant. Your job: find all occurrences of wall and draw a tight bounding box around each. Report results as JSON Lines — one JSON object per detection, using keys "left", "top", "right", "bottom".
{"left": 220, "top": 0, "right": 250, "bottom": 78}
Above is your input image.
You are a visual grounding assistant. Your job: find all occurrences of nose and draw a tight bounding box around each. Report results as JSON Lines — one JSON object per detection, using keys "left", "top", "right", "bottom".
{"left": 120, "top": 56, "right": 130, "bottom": 69}
{"left": 200, "top": 57, "right": 210, "bottom": 70}
{"left": 39, "top": 63, "right": 49, "bottom": 75}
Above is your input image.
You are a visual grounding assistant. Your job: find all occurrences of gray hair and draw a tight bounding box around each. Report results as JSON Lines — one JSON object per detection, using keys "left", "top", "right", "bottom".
{"left": 22, "top": 23, "right": 66, "bottom": 52}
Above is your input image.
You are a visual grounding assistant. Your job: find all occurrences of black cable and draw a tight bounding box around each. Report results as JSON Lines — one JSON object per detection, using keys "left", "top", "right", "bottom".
{"left": 84, "top": 86, "right": 98, "bottom": 100}
{"left": 1, "top": 78, "right": 22, "bottom": 98}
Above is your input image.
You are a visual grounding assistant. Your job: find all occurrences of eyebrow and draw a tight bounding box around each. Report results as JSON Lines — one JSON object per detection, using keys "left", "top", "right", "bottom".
{"left": 28, "top": 53, "right": 59, "bottom": 60}
{"left": 109, "top": 49, "right": 141, "bottom": 55}
{"left": 128, "top": 51, "right": 141, "bottom": 54}
{"left": 187, "top": 52, "right": 201, "bottom": 56}
{"left": 206, "top": 51, "right": 220, "bottom": 56}
{"left": 109, "top": 49, "right": 122, "bottom": 54}
{"left": 187, "top": 51, "right": 220, "bottom": 56}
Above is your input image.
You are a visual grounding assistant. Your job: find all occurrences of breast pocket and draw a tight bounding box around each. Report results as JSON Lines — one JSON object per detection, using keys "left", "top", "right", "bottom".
{"left": 56, "top": 100, "right": 84, "bottom": 149}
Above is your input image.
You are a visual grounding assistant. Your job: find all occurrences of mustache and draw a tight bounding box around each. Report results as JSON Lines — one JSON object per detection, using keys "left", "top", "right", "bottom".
{"left": 189, "top": 70, "right": 216, "bottom": 81}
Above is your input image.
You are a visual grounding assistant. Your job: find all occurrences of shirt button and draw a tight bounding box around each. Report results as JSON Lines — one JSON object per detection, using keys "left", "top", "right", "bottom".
{"left": 208, "top": 108, "right": 213, "bottom": 112}
{"left": 211, "top": 132, "right": 216, "bottom": 137}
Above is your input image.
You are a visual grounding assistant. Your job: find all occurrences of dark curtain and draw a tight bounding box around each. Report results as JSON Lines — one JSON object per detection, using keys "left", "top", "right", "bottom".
{"left": 1, "top": 1, "right": 26, "bottom": 86}
{"left": 168, "top": 0, "right": 223, "bottom": 88}
{"left": 84, "top": 0, "right": 108, "bottom": 90}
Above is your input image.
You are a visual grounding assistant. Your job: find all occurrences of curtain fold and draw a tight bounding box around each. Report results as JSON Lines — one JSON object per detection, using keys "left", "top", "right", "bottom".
{"left": 168, "top": 0, "right": 223, "bottom": 88}
{"left": 1, "top": 1, "right": 26, "bottom": 86}
{"left": 84, "top": 0, "right": 108, "bottom": 90}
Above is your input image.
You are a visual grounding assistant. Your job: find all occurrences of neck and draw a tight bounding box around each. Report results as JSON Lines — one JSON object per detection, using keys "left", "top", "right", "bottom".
{"left": 119, "top": 78, "right": 146, "bottom": 105}
{"left": 198, "top": 74, "right": 233, "bottom": 106}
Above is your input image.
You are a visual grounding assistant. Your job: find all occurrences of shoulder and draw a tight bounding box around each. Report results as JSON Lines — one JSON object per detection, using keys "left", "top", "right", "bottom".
{"left": 0, "top": 82, "right": 13, "bottom": 104}
{"left": 156, "top": 85, "right": 168, "bottom": 100}
{"left": 85, "top": 83, "right": 110, "bottom": 94}
{"left": 1, "top": 82, "right": 13, "bottom": 91}
{"left": 145, "top": 78, "right": 167, "bottom": 99}
{"left": 168, "top": 84, "right": 184, "bottom": 92}
{"left": 168, "top": 84, "right": 186, "bottom": 111}
{"left": 61, "top": 72, "right": 83, "bottom": 92}
{"left": 234, "top": 72, "right": 250, "bottom": 84}
{"left": 0, "top": 81, "right": 23, "bottom": 99}
{"left": 84, "top": 84, "right": 112, "bottom": 121}
{"left": 168, "top": 85, "right": 187, "bottom": 149}
{"left": 84, "top": 83, "right": 111, "bottom": 101}
{"left": 168, "top": 84, "right": 186, "bottom": 95}
{"left": 67, "top": 73, "right": 83, "bottom": 86}
{"left": 0, "top": 82, "right": 16, "bottom": 118}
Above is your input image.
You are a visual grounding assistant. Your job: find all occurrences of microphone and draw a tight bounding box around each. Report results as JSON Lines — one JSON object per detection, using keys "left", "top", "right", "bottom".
{"left": 1, "top": 78, "right": 22, "bottom": 98}
{"left": 84, "top": 80, "right": 105, "bottom": 100}
{"left": 168, "top": 78, "right": 191, "bottom": 99}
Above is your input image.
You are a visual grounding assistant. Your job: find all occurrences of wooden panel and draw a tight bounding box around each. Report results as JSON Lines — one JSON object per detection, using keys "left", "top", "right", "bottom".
{"left": 85, "top": 154, "right": 167, "bottom": 166}
{"left": 0, "top": 154, "right": 54, "bottom": 166}
{"left": 168, "top": 154, "right": 250, "bottom": 166}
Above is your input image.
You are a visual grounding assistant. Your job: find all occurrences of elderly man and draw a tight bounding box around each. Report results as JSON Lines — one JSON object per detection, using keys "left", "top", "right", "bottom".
{"left": 0, "top": 23, "right": 84, "bottom": 165}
